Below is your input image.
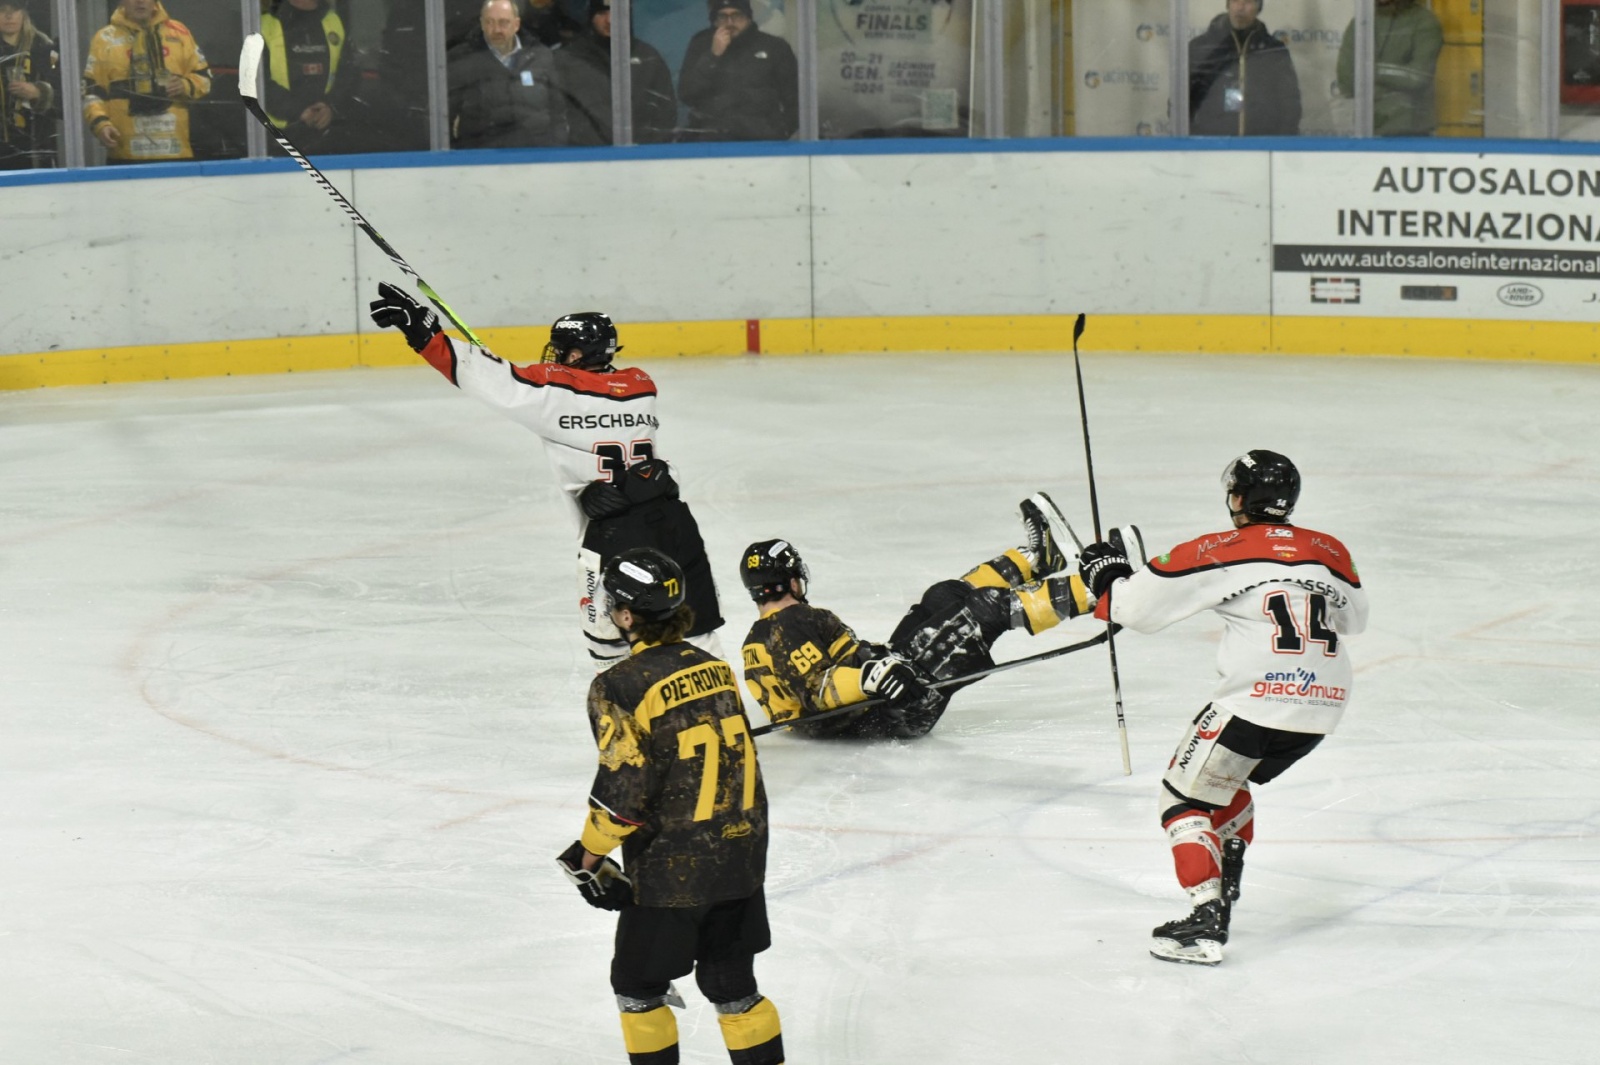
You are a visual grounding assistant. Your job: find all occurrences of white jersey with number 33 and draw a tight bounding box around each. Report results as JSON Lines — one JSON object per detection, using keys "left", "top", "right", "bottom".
{"left": 419, "top": 334, "right": 664, "bottom": 533}
{"left": 1096, "top": 523, "right": 1369, "bottom": 735}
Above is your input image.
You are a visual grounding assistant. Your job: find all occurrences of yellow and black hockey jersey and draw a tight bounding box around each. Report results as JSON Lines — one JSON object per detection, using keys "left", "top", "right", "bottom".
{"left": 581, "top": 640, "right": 768, "bottom": 907}
{"left": 741, "top": 603, "right": 881, "bottom": 735}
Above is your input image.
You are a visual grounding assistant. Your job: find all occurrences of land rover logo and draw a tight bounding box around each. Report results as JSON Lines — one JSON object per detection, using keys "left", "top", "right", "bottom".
{"left": 1497, "top": 283, "right": 1543, "bottom": 307}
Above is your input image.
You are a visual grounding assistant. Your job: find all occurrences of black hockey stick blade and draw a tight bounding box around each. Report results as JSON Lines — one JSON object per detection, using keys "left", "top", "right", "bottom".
{"left": 749, "top": 627, "right": 1116, "bottom": 738}
{"left": 1072, "top": 312, "right": 1086, "bottom": 347}
{"left": 237, "top": 35, "right": 485, "bottom": 350}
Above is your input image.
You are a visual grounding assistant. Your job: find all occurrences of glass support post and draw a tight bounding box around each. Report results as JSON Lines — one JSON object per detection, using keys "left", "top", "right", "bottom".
{"left": 981, "top": 0, "right": 1005, "bottom": 137}
{"left": 1541, "top": 0, "right": 1561, "bottom": 140}
{"left": 1170, "top": 0, "right": 1189, "bottom": 137}
{"left": 795, "top": 0, "right": 819, "bottom": 140}
{"left": 54, "top": 0, "right": 85, "bottom": 168}
{"left": 1354, "top": 0, "right": 1374, "bottom": 137}
{"left": 609, "top": 0, "right": 635, "bottom": 145}
{"left": 425, "top": 0, "right": 448, "bottom": 150}
{"left": 242, "top": 0, "right": 266, "bottom": 159}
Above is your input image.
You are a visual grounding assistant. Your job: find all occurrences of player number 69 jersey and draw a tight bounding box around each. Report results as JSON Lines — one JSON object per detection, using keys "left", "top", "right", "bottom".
{"left": 1098, "top": 523, "right": 1369, "bottom": 734}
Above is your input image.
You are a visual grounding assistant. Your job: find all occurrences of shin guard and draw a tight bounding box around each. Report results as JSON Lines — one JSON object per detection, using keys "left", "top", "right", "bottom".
{"left": 1011, "top": 574, "right": 1093, "bottom": 635}
{"left": 1210, "top": 786, "right": 1255, "bottom": 844}
{"left": 1163, "top": 810, "right": 1223, "bottom": 904}
{"left": 717, "top": 996, "right": 784, "bottom": 1065}
{"left": 619, "top": 1005, "right": 679, "bottom": 1065}
{"left": 962, "top": 548, "right": 1034, "bottom": 590}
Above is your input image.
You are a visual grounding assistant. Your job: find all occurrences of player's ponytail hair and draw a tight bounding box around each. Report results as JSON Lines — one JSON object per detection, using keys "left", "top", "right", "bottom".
{"left": 626, "top": 603, "right": 696, "bottom": 647}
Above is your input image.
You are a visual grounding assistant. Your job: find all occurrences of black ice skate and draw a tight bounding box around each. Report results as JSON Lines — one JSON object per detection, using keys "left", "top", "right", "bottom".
{"left": 1020, "top": 493, "right": 1072, "bottom": 576}
{"left": 1221, "top": 837, "right": 1247, "bottom": 904}
{"left": 1149, "top": 899, "right": 1230, "bottom": 966}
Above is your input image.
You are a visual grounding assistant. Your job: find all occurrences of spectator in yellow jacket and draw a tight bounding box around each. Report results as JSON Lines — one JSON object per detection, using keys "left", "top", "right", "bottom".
{"left": 82, "top": 0, "right": 211, "bottom": 163}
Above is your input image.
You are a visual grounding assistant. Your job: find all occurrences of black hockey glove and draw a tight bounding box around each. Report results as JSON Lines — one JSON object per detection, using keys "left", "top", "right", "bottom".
{"left": 556, "top": 840, "right": 634, "bottom": 911}
{"left": 578, "top": 479, "right": 631, "bottom": 520}
{"left": 855, "top": 641, "right": 893, "bottom": 663}
{"left": 860, "top": 655, "right": 928, "bottom": 705}
{"left": 1079, "top": 540, "right": 1134, "bottom": 599}
{"left": 369, "top": 282, "right": 441, "bottom": 352}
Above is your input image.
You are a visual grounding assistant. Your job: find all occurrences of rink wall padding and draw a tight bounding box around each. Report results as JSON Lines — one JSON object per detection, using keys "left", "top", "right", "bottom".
{"left": 5, "top": 141, "right": 1599, "bottom": 389}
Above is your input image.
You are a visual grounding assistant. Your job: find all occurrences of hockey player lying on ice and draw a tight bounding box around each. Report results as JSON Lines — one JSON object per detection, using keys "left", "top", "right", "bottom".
{"left": 739, "top": 495, "right": 1142, "bottom": 739}
{"left": 1076, "top": 449, "right": 1369, "bottom": 966}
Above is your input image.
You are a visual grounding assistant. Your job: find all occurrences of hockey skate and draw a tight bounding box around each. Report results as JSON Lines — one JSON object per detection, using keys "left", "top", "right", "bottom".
{"left": 1149, "top": 899, "right": 1230, "bottom": 966}
{"left": 1106, "top": 524, "right": 1148, "bottom": 568}
{"left": 1220, "top": 836, "right": 1247, "bottom": 904}
{"left": 1021, "top": 493, "right": 1077, "bottom": 576}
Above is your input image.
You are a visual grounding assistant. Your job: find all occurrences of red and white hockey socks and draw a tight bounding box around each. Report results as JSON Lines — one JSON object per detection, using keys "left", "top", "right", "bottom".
{"left": 1163, "top": 809, "right": 1224, "bottom": 904}
{"left": 1211, "top": 786, "right": 1255, "bottom": 845}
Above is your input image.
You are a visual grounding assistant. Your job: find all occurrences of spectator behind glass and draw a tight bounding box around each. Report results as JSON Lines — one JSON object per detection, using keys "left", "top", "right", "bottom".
{"left": 446, "top": 0, "right": 580, "bottom": 51}
{"left": 82, "top": 0, "right": 211, "bottom": 163}
{"left": 555, "top": 0, "right": 676, "bottom": 145}
{"left": 1189, "top": 0, "right": 1300, "bottom": 136}
{"left": 1336, "top": 0, "right": 1443, "bottom": 136}
{"left": 678, "top": 0, "right": 798, "bottom": 142}
{"left": 0, "top": 0, "right": 59, "bottom": 169}
{"left": 448, "top": 0, "right": 568, "bottom": 148}
{"left": 260, "top": 0, "right": 357, "bottom": 153}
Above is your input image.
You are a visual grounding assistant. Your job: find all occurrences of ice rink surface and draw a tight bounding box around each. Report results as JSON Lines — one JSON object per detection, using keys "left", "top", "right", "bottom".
{"left": 3, "top": 350, "right": 1597, "bottom": 1064}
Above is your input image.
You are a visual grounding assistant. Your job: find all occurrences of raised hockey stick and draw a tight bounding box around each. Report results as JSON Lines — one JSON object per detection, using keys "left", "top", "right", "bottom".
{"left": 236, "top": 34, "right": 485, "bottom": 349}
{"left": 750, "top": 627, "right": 1116, "bottom": 738}
{"left": 1071, "top": 313, "right": 1133, "bottom": 776}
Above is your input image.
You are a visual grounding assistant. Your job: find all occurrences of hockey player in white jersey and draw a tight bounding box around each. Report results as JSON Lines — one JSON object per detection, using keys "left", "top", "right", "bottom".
{"left": 1077, "top": 450, "right": 1368, "bottom": 965}
{"left": 368, "top": 283, "right": 723, "bottom": 666}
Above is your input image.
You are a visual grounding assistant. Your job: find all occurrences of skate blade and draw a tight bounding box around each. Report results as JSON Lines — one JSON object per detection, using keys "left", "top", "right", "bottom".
{"left": 1149, "top": 936, "right": 1223, "bottom": 966}
{"left": 1030, "top": 492, "right": 1083, "bottom": 575}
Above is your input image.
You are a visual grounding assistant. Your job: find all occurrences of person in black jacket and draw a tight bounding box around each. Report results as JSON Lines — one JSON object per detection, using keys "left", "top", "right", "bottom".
{"left": 260, "top": 0, "right": 359, "bottom": 153}
{"left": 555, "top": 0, "right": 676, "bottom": 145}
{"left": 447, "top": 0, "right": 567, "bottom": 148}
{"left": 0, "top": 0, "right": 58, "bottom": 168}
{"left": 678, "top": 0, "right": 797, "bottom": 142}
{"left": 1189, "top": 0, "right": 1301, "bottom": 137}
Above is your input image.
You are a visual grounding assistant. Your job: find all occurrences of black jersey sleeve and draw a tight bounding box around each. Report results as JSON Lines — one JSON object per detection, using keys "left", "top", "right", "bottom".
{"left": 580, "top": 674, "right": 651, "bottom": 856}
{"left": 741, "top": 605, "right": 870, "bottom": 724}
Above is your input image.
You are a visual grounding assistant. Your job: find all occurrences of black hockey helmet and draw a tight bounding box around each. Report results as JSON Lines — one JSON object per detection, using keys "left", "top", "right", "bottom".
{"left": 1221, "top": 449, "right": 1301, "bottom": 524}
{"left": 544, "top": 311, "right": 620, "bottom": 370}
{"left": 602, "top": 547, "right": 686, "bottom": 621}
{"left": 739, "top": 539, "right": 808, "bottom": 603}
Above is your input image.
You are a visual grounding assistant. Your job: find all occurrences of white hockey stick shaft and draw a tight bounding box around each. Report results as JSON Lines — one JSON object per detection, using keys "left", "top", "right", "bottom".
{"left": 1071, "top": 313, "right": 1132, "bottom": 775}
{"left": 237, "top": 35, "right": 484, "bottom": 349}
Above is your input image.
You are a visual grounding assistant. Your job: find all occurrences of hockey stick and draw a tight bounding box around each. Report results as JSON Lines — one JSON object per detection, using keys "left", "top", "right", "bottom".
{"left": 236, "top": 34, "right": 484, "bottom": 349}
{"left": 1071, "top": 313, "right": 1133, "bottom": 776}
{"left": 750, "top": 627, "right": 1116, "bottom": 738}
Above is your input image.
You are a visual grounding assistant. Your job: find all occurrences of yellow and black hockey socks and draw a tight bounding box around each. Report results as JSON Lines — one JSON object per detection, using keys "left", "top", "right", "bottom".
{"left": 963, "top": 548, "right": 1036, "bottom": 590}
{"left": 1013, "top": 574, "right": 1094, "bottom": 634}
{"left": 717, "top": 996, "right": 784, "bottom": 1065}
{"left": 620, "top": 1005, "right": 679, "bottom": 1065}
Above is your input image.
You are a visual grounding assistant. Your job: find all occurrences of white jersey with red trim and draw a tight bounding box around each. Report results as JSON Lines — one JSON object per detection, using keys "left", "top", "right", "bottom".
{"left": 1095, "top": 523, "right": 1369, "bottom": 734}
{"left": 419, "top": 334, "right": 662, "bottom": 532}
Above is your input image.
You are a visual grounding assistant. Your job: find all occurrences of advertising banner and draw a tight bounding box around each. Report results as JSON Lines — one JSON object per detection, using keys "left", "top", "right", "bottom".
{"left": 816, "top": 0, "right": 973, "bottom": 138}
{"left": 1273, "top": 152, "right": 1600, "bottom": 321}
{"left": 1072, "top": 0, "right": 1170, "bottom": 136}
